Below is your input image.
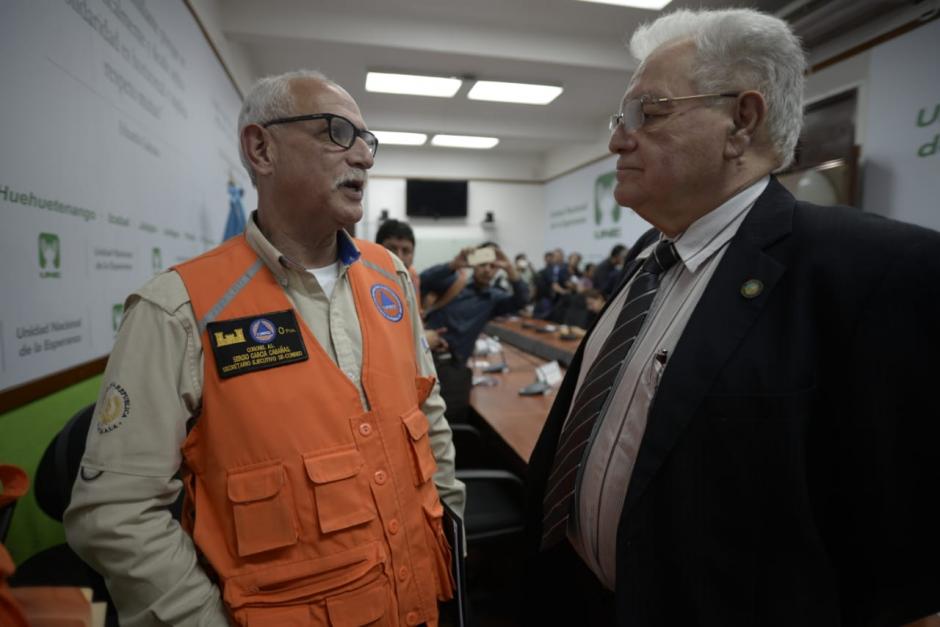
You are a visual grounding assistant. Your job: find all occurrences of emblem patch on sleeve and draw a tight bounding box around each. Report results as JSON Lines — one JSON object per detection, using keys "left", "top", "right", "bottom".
{"left": 207, "top": 310, "right": 308, "bottom": 379}
{"left": 97, "top": 382, "right": 130, "bottom": 434}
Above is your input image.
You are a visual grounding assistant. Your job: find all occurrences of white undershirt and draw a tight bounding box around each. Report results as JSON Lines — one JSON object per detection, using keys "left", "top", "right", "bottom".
{"left": 308, "top": 261, "right": 340, "bottom": 299}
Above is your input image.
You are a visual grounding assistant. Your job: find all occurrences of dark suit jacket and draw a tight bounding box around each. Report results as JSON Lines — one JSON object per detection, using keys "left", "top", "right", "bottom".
{"left": 524, "top": 179, "right": 940, "bottom": 627}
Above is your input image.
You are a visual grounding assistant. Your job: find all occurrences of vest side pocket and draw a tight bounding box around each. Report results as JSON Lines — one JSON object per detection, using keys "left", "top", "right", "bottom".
{"left": 422, "top": 493, "right": 455, "bottom": 602}
{"left": 227, "top": 461, "right": 298, "bottom": 557}
{"left": 401, "top": 407, "right": 438, "bottom": 485}
{"left": 304, "top": 448, "right": 376, "bottom": 534}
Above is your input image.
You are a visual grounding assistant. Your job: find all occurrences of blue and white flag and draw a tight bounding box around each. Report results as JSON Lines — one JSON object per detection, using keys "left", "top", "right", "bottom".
{"left": 223, "top": 182, "right": 247, "bottom": 241}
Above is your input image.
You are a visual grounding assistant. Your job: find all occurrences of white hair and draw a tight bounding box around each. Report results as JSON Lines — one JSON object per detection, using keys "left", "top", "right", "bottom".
{"left": 237, "top": 69, "right": 334, "bottom": 186}
{"left": 630, "top": 9, "right": 806, "bottom": 170}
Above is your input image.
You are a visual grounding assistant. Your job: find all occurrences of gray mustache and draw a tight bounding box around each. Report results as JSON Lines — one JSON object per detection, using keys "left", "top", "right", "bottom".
{"left": 333, "top": 169, "right": 367, "bottom": 189}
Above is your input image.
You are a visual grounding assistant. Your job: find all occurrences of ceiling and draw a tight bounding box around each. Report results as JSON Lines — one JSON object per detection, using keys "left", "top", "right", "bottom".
{"left": 216, "top": 0, "right": 906, "bottom": 159}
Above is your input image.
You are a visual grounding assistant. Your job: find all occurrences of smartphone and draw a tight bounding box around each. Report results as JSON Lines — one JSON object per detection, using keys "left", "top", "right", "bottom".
{"left": 467, "top": 247, "right": 496, "bottom": 266}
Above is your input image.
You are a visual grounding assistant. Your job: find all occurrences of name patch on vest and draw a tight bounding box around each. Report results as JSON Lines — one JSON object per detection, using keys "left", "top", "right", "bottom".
{"left": 207, "top": 310, "right": 308, "bottom": 379}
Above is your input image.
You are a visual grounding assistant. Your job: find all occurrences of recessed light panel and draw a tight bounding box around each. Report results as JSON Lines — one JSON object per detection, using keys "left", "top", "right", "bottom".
{"left": 431, "top": 135, "right": 500, "bottom": 149}
{"left": 468, "top": 81, "right": 563, "bottom": 105}
{"left": 372, "top": 131, "right": 428, "bottom": 146}
{"left": 365, "top": 72, "right": 462, "bottom": 98}
{"left": 576, "top": 0, "right": 672, "bottom": 9}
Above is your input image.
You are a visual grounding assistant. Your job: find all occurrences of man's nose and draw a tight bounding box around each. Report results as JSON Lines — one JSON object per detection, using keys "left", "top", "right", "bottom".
{"left": 608, "top": 125, "right": 638, "bottom": 153}
{"left": 348, "top": 137, "right": 374, "bottom": 169}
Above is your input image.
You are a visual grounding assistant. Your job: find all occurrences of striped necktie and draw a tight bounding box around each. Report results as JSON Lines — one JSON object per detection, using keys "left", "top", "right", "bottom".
{"left": 541, "top": 239, "right": 680, "bottom": 549}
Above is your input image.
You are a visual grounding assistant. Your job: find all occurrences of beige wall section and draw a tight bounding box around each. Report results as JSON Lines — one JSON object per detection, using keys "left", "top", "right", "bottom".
{"left": 187, "top": 0, "right": 256, "bottom": 95}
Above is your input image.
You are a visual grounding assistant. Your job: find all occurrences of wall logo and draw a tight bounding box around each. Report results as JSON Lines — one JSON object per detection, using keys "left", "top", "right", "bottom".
{"left": 97, "top": 382, "right": 130, "bottom": 434}
{"left": 593, "top": 171, "right": 623, "bottom": 240}
{"left": 38, "top": 232, "right": 61, "bottom": 278}
{"left": 112, "top": 303, "right": 124, "bottom": 332}
{"left": 371, "top": 284, "right": 404, "bottom": 322}
{"left": 249, "top": 318, "right": 276, "bottom": 343}
{"left": 152, "top": 247, "right": 162, "bottom": 273}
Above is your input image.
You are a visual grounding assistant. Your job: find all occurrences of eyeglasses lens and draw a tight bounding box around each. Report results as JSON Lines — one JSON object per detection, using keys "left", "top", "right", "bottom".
{"left": 622, "top": 99, "right": 643, "bottom": 132}
{"left": 329, "top": 117, "right": 355, "bottom": 148}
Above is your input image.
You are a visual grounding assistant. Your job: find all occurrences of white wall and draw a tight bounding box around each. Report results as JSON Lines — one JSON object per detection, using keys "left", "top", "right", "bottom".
{"left": 371, "top": 146, "right": 542, "bottom": 181}
{"left": 364, "top": 177, "right": 544, "bottom": 273}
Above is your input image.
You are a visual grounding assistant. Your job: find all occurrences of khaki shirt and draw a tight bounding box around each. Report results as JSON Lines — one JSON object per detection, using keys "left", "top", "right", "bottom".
{"left": 64, "top": 215, "right": 464, "bottom": 627}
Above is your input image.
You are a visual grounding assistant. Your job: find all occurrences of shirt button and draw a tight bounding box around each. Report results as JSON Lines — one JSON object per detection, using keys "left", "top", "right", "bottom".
{"left": 398, "top": 566, "right": 409, "bottom": 581}
{"left": 387, "top": 519, "right": 400, "bottom": 534}
{"left": 406, "top": 611, "right": 420, "bottom": 625}
{"left": 373, "top": 470, "right": 387, "bottom": 485}
{"left": 359, "top": 423, "right": 372, "bottom": 436}
{"left": 346, "top": 370, "right": 357, "bottom": 380}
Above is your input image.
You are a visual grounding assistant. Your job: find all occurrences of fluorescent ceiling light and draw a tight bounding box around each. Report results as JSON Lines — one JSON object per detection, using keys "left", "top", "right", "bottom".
{"left": 575, "top": 0, "right": 672, "bottom": 9}
{"left": 372, "top": 131, "right": 428, "bottom": 146}
{"left": 468, "top": 80, "right": 563, "bottom": 105}
{"left": 431, "top": 134, "right": 500, "bottom": 149}
{"left": 365, "top": 72, "right": 462, "bottom": 98}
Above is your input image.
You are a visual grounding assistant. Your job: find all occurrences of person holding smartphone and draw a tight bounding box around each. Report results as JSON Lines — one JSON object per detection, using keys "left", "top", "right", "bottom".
{"left": 420, "top": 244, "right": 529, "bottom": 422}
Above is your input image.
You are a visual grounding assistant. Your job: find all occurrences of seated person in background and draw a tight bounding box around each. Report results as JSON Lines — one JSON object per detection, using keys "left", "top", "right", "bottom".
{"left": 421, "top": 244, "right": 529, "bottom": 421}
{"left": 375, "top": 217, "right": 419, "bottom": 292}
{"left": 561, "top": 288, "right": 606, "bottom": 334}
{"left": 592, "top": 243, "right": 628, "bottom": 296}
{"left": 580, "top": 262, "right": 596, "bottom": 290}
{"left": 514, "top": 253, "right": 537, "bottom": 304}
{"left": 534, "top": 249, "right": 570, "bottom": 318}
{"left": 376, "top": 218, "right": 446, "bottom": 350}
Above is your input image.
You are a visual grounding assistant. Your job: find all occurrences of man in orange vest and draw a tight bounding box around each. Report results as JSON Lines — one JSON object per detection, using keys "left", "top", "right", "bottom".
{"left": 65, "top": 70, "right": 465, "bottom": 627}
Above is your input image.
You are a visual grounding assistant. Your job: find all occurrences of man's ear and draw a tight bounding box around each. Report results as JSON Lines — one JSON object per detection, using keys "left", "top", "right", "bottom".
{"left": 724, "top": 90, "right": 767, "bottom": 159}
{"left": 241, "top": 124, "right": 276, "bottom": 180}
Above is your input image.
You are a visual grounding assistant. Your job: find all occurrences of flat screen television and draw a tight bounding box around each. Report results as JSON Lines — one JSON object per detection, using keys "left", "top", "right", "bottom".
{"left": 406, "top": 179, "right": 468, "bottom": 218}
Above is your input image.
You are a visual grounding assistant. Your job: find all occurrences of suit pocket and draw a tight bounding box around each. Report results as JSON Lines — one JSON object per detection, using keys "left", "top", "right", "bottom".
{"left": 304, "top": 447, "right": 376, "bottom": 534}
{"left": 227, "top": 461, "right": 298, "bottom": 557}
{"left": 402, "top": 407, "right": 437, "bottom": 485}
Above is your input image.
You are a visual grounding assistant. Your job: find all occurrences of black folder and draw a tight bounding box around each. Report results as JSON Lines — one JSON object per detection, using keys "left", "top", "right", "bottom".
{"left": 442, "top": 500, "right": 470, "bottom": 626}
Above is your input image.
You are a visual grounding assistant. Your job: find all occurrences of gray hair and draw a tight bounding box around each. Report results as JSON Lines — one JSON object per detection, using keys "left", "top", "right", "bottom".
{"left": 237, "top": 69, "right": 334, "bottom": 185}
{"left": 630, "top": 9, "right": 806, "bottom": 170}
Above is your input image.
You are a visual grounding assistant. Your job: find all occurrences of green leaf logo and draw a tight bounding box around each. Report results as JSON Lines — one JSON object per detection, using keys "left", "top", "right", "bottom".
{"left": 593, "top": 172, "right": 620, "bottom": 225}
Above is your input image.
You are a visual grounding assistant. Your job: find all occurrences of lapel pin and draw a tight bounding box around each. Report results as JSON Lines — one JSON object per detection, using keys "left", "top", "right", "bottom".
{"left": 740, "top": 279, "right": 763, "bottom": 299}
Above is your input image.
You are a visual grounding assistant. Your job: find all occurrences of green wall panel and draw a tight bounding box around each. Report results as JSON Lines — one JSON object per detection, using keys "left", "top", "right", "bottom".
{"left": 0, "top": 375, "right": 101, "bottom": 564}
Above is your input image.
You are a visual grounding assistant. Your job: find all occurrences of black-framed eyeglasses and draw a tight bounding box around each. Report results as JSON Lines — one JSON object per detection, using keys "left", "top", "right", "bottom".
{"left": 609, "top": 92, "right": 740, "bottom": 134}
{"left": 262, "top": 113, "right": 379, "bottom": 157}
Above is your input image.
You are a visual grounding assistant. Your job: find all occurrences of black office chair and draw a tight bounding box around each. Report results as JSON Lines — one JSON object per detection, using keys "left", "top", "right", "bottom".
{"left": 10, "top": 403, "right": 119, "bottom": 626}
{"left": 451, "top": 424, "right": 525, "bottom": 542}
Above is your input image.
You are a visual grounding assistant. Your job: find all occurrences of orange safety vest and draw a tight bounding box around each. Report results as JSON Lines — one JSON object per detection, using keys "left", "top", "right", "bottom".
{"left": 174, "top": 235, "right": 453, "bottom": 627}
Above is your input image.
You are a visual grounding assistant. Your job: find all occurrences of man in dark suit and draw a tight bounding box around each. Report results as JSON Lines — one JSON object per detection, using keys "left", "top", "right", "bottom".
{"left": 525, "top": 7, "right": 940, "bottom": 627}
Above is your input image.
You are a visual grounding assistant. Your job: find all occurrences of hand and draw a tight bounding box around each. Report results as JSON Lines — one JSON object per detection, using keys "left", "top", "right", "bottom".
{"left": 450, "top": 248, "right": 474, "bottom": 271}
{"left": 494, "top": 247, "right": 520, "bottom": 279}
{"left": 425, "top": 328, "right": 449, "bottom": 352}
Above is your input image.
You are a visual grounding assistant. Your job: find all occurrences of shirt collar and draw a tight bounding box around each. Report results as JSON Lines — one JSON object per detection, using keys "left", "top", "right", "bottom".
{"left": 245, "top": 211, "right": 362, "bottom": 285}
{"left": 671, "top": 176, "right": 770, "bottom": 273}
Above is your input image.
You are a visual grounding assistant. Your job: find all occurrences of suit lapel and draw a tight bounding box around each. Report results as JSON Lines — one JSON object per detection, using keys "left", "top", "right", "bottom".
{"left": 621, "top": 178, "right": 795, "bottom": 517}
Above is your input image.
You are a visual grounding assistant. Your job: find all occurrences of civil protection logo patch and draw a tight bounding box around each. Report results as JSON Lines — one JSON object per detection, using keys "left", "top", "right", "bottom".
{"left": 371, "top": 284, "right": 403, "bottom": 322}
{"left": 249, "top": 317, "right": 277, "bottom": 343}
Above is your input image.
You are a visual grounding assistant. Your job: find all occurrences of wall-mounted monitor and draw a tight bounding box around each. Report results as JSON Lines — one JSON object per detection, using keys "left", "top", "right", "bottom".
{"left": 406, "top": 179, "right": 468, "bottom": 218}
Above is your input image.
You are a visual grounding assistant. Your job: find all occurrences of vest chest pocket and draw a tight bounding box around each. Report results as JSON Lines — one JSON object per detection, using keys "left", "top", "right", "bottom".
{"left": 402, "top": 407, "right": 438, "bottom": 486}
{"left": 304, "top": 448, "right": 376, "bottom": 534}
{"left": 227, "top": 462, "right": 298, "bottom": 557}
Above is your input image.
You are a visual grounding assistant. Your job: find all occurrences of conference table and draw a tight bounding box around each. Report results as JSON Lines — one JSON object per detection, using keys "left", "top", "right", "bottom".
{"left": 468, "top": 317, "right": 581, "bottom": 469}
